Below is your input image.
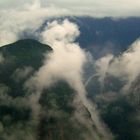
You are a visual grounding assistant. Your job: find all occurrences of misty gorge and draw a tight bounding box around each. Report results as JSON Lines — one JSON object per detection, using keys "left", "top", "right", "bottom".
{"left": 0, "top": 1, "right": 140, "bottom": 140}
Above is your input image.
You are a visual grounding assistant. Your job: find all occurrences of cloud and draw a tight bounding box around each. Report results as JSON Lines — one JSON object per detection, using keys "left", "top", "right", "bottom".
{"left": 89, "top": 40, "right": 140, "bottom": 140}
{"left": 1, "top": 0, "right": 140, "bottom": 46}
{"left": 25, "top": 19, "right": 86, "bottom": 120}
{"left": 0, "top": 0, "right": 69, "bottom": 46}
{"left": 24, "top": 19, "right": 113, "bottom": 140}
{"left": 109, "top": 40, "right": 140, "bottom": 82}
{"left": 3, "top": 0, "right": 140, "bottom": 138}
{"left": 12, "top": 67, "right": 33, "bottom": 83}
{"left": 95, "top": 54, "right": 114, "bottom": 83}
{"left": 95, "top": 39, "right": 140, "bottom": 91}
{"left": 1, "top": 0, "right": 139, "bottom": 139}
{"left": 26, "top": 19, "right": 86, "bottom": 90}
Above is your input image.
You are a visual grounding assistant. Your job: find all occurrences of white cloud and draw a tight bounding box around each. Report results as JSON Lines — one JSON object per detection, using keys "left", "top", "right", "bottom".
{"left": 0, "top": 0, "right": 69, "bottom": 46}
{"left": 12, "top": 67, "right": 33, "bottom": 82}
{"left": 0, "top": 0, "right": 140, "bottom": 46}
{"left": 109, "top": 40, "right": 140, "bottom": 82}
{"left": 24, "top": 19, "right": 113, "bottom": 140}
{"left": 96, "top": 54, "right": 114, "bottom": 82}
{"left": 95, "top": 39, "right": 140, "bottom": 90}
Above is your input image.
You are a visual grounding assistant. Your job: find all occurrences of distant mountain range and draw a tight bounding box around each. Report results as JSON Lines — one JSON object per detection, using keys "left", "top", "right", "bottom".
{"left": 38, "top": 17, "right": 140, "bottom": 58}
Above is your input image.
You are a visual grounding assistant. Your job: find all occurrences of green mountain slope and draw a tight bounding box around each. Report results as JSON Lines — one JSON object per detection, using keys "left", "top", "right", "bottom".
{"left": 0, "top": 39, "right": 90, "bottom": 140}
{"left": 0, "top": 39, "right": 52, "bottom": 68}
{"left": 0, "top": 39, "right": 52, "bottom": 97}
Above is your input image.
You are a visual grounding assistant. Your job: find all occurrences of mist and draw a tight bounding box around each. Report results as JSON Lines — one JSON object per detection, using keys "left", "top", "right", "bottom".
{"left": 95, "top": 39, "right": 140, "bottom": 91}
{"left": 0, "top": 0, "right": 140, "bottom": 139}
{"left": 23, "top": 19, "right": 113, "bottom": 140}
{"left": 0, "top": 0, "right": 68, "bottom": 46}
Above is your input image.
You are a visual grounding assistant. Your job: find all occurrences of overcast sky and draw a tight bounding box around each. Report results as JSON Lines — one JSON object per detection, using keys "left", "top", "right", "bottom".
{"left": 0, "top": 0, "right": 140, "bottom": 17}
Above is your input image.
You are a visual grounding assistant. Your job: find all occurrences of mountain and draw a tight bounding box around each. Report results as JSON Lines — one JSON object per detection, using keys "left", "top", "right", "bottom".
{"left": 86, "top": 73, "right": 140, "bottom": 140}
{"left": 72, "top": 17, "right": 140, "bottom": 57}
{"left": 0, "top": 39, "right": 52, "bottom": 97}
{"left": 0, "top": 38, "right": 139, "bottom": 140}
{"left": 39, "top": 17, "right": 140, "bottom": 58}
{"left": 0, "top": 39, "right": 92, "bottom": 140}
{"left": 0, "top": 39, "right": 52, "bottom": 68}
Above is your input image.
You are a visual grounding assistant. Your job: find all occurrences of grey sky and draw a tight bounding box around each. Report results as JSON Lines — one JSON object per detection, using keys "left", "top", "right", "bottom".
{"left": 0, "top": 0, "right": 140, "bottom": 17}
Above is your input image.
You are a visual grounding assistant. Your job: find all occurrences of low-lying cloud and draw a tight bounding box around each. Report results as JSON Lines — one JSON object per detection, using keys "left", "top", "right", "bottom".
{"left": 1, "top": 0, "right": 140, "bottom": 139}
{"left": 95, "top": 39, "right": 140, "bottom": 90}
{"left": 24, "top": 19, "right": 113, "bottom": 140}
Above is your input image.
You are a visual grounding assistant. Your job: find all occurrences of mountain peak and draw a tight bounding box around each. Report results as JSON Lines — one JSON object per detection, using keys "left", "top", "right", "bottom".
{"left": 15, "top": 39, "right": 46, "bottom": 47}
{"left": 0, "top": 39, "right": 52, "bottom": 69}
{"left": 1, "top": 39, "right": 52, "bottom": 50}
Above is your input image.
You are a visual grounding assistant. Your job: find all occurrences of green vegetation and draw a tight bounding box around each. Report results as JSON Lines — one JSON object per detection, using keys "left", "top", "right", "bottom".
{"left": 0, "top": 39, "right": 88, "bottom": 140}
